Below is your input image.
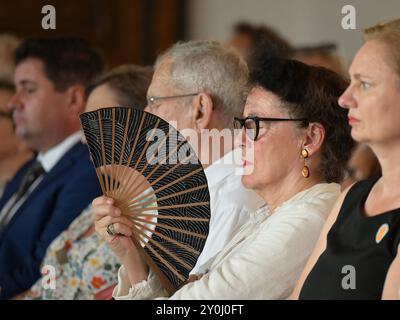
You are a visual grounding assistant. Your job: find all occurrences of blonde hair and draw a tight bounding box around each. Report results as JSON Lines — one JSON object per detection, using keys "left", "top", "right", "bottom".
{"left": 363, "top": 18, "right": 400, "bottom": 76}
{"left": 0, "top": 34, "right": 20, "bottom": 81}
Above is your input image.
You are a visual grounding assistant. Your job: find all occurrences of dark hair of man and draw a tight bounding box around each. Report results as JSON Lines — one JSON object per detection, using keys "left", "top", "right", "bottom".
{"left": 234, "top": 22, "right": 293, "bottom": 71}
{"left": 14, "top": 36, "right": 104, "bottom": 92}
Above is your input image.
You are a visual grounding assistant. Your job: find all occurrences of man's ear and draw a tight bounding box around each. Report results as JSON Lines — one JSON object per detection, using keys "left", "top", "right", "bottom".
{"left": 66, "top": 85, "right": 86, "bottom": 115}
{"left": 302, "top": 122, "right": 325, "bottom": 156}
{"left": 191, "top": 92, "right": 213, "bottom": 132}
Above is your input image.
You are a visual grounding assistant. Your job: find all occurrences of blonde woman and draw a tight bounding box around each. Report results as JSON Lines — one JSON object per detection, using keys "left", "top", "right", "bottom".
{"left": 292, "top": 18, "right": 400, "bottom": 300}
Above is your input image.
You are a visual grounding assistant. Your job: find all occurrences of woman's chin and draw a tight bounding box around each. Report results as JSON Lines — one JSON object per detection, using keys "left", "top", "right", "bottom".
{"left": 351, "top": 129, "right": 368, "bottom": 144}
{"left": 241, "top": 174, "right": 255, "bottom": 189}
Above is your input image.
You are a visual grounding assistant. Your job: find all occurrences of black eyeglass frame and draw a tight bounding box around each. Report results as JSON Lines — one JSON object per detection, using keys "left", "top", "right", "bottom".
{"left": 234, "top": 116, "right": 309, "bottom": 141}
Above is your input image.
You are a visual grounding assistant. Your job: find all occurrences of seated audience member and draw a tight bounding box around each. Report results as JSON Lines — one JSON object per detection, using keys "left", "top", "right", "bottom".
{"left": 16, "top": 65, "right": 153, "bottom": 300}
{"left": 229, "top": 22, "right": 293, "bottom": 71}
{"left": 291, "top": 18, "right": 400, "bottom": 300}
{"left": 0, "top": 81, "right": 32, "bottom": 197}
{"left": 293, "top": 43, "right": 345, "bottom": 75}
{"left": 0, "top": 37, "right": 103, "bottom": 299}
{"left": 137, "top": 40, "right": 264, "bottom": 274}
{"left": 92, "top": 58, "right": 355, "bottom": 299}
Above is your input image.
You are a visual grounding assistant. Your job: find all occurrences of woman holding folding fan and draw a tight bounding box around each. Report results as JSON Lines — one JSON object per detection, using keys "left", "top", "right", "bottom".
{"left": 93, "top": 58, "right": 355, "bottom": 299}
{"left": 14, "top": 65, "right": 153, "bottom": 300}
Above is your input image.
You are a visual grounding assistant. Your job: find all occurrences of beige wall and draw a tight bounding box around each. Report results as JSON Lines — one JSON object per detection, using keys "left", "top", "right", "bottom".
{"left": 187, "top": 0, "right": 400, "bottom": 67}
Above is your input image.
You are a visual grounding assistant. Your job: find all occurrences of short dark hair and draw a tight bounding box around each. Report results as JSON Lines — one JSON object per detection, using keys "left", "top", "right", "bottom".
{"left": 14, "top": 36, "right": 104, "bottom": 92}
{"left": 86, "top": 65, "right": 153, "bottom": 109}
{"left": 233, "top": 22, "right": 293, "bottom": 70}
{"left": 250, "top": 58, "right": 355, "bottom": 183}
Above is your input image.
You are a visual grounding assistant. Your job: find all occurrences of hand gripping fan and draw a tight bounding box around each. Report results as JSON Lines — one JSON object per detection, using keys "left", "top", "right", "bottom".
{"left": 80, "top": 107, "right": 210, "bottom": 295}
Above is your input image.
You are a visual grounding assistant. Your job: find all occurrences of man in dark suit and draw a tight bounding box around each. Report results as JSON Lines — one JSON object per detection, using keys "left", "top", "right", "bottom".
{"left": 0, "top": 37, "right": 103, "bottom": 299}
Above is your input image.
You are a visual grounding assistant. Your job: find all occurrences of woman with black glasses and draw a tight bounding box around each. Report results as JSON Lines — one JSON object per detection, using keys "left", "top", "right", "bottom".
{"left": 92, "top": 58, "right": 355, "bottom": 299}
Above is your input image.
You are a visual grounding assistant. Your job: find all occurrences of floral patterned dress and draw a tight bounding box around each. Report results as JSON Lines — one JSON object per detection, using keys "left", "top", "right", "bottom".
{"left": 26, "top": 206, "right": 121, "bottom": 300}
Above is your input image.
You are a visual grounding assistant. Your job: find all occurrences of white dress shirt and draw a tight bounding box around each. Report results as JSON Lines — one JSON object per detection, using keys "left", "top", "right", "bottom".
{"left": 37, "top": 131, "right": 83, "bottom": 172}
{"left": 113, "top": 182, "right": 341, "bottom": 300}
{"left": 191, "top": 149, "right": 264, "bottom": 274}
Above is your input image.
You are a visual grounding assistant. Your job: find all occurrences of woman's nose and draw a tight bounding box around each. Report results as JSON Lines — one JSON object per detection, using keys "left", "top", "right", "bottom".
{"left": 233, "top": 126, "right": 243, "bottom": 149}
{"left": 240, "top": 127, "right": 254, "bottom": 149}
{"left": 240, "top": 127, "right": 248, "bottom": 148}
{"left": 338, "top": 86, "right": 354, "bottom": 110}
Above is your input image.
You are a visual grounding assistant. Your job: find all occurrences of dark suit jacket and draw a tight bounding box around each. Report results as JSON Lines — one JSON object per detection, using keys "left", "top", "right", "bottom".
{"left": 0, "top": 142, "right": 101, "bottom": 299}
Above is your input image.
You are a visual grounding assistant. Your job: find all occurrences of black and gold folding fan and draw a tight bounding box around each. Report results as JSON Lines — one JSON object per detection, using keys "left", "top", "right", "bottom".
{"left": 80, "top": 107, "right": 210, "bottom": 295}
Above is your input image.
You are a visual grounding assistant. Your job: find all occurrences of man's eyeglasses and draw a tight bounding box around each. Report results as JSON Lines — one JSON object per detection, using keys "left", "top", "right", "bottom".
{"left": 234, "top": 116, "right": 309, "bottom": 141}
{"left": 0, "top": 110, "right": 12, "bottom": 120}
{"left": 147, "top": 93, "right": 199, "bottom": 106}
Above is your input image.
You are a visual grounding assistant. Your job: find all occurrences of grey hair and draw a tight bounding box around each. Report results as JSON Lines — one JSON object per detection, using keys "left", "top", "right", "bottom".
{"left": 155, "top": 40, "right": 249, "bottom": 128}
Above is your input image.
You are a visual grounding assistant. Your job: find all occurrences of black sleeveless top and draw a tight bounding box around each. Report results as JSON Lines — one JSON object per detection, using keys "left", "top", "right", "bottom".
{"left": 299, "top": 178, "right": 400, "bottom": 300}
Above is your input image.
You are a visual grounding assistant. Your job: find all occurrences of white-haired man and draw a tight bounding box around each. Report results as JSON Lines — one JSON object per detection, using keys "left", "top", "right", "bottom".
{"left": 145, "top": 40, "right": 263, "bottom": 273}
{"left": 93, "top": 40, "right": 263, "bottom": 278}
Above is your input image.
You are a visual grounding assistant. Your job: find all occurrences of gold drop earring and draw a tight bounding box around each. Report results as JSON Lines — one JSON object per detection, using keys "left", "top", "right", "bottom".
{"left": 301, "top": 149, "right": 310, "bottom": 178}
